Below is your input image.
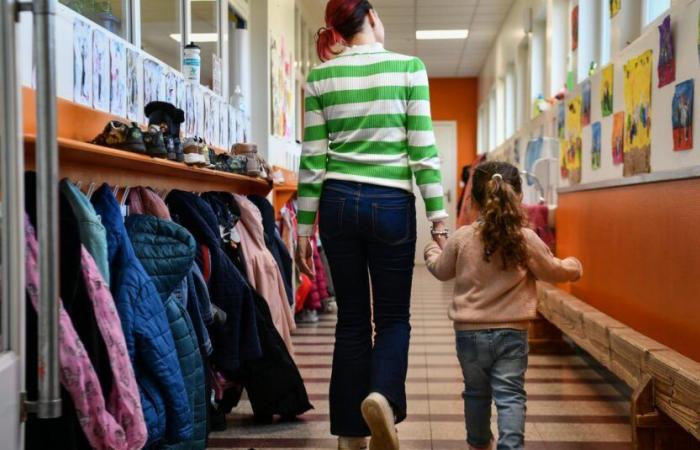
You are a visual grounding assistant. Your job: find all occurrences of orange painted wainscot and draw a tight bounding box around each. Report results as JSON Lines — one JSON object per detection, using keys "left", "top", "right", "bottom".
{"left": 555, "top": 177, "right": 700, "bottom": 362}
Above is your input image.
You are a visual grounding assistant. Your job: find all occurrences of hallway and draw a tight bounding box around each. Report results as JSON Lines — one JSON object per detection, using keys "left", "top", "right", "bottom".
{"left": 209, "top": 269, "right": 633, "bottom": 450}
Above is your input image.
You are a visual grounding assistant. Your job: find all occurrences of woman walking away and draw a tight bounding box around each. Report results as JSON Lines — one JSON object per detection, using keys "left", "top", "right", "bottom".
{"left": 295, "top": 1, "right": 448, "bottom": 449}
{"left": 424, "top": 161, "right": 582, "bottom": 450}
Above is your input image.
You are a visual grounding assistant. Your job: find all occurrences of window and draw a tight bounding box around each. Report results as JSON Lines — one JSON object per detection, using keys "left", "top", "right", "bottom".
{"left": 496, "top": 78, "right": 505, "bottom": 145}
{"left": 61, "top": 0, "right": 129, "bottom": 39}
{"left": 530, "top": 18, "right": 545, "bottom": 117}
{"left": 190, "top": 1, "right": 220, "bottom": 90}
{"left": 488, "top": 90, "right": 497, "bottom": 151}
{"left": 643, "top": 0, "right": 671, "bottom": 26}
{"left": 505, "top": 65, "right": 516, "bottom": 139}
{"left": 141, "top": 0, "right": 182, "bottom": 70}
{"left": 548, "top": 0, "right": 567, "bottom": 96}
{"left": 477, "top": 105, "right": 486, "bottom": 155}
{"left": 599, "top": 0, "right": 611, "bottom": 66}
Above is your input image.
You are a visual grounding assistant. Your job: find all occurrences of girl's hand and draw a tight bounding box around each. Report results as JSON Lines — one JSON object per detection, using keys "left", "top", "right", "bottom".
{"left": 431, "top": 220, "right": 448, "bottom": 249}
{"left": 296, "top": 236, "right": 316, "bottom": 278}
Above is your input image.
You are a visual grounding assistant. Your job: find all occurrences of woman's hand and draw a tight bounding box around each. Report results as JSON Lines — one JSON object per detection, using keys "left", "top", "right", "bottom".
{"left": 431, "top": 220, "right": 448, "bottom": 249}
{"left": 296, "top": 236, "right": 316, "bottom": 278}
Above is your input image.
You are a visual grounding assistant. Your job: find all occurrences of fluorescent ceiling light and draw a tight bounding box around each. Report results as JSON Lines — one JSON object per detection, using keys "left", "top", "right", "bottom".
{"left": 416, "top": 29, "right": 469, "bottom": 40}
{"left": 170, "top": 33, "right": 219, "bottom": 43}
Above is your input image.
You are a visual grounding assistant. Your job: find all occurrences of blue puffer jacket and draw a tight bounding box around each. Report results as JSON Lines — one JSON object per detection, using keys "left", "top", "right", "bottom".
{"left": 91, "top": 186, "right": 192, "bottom": 446}
{"left": 126, "top": 215, "right": 207, "bottom": 450}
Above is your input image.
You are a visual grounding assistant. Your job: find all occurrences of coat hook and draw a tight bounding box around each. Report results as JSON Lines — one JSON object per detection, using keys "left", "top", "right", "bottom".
{"left": 86, "top": 182, "right": 97, "bottom": 200}
{"left": 121, "top": 186, "right": 131, "bottom": 207}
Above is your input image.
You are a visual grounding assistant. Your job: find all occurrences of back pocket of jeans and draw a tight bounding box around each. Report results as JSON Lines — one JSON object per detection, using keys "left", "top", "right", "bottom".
{"left": 371, "top": 203, "right": 411, "bottom": 245}
{"left": 319, "top": 198, "right": 345, "bottom": 239}
{"left": 498, "top": 330, "right": 529, "bottom": 360}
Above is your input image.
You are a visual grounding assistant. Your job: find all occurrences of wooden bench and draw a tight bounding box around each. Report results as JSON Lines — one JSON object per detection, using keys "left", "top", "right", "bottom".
{"left": 533, "top": 282, "right": 700, "bottom": 449}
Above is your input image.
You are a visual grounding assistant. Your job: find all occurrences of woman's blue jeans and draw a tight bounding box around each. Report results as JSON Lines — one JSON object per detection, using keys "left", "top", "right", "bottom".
{"left": 319, "top": 180, "right": 417, "bottom": 437}
{"left": 456, "top": 329, "right": 529, "bottom": 450}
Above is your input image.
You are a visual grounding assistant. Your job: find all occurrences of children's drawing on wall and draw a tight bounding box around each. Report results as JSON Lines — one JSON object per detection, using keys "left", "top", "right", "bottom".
{"left": 143, "top": 59, "right": 162, "bottom": 106}
{"left": 582, "top": 80, "right": 591, "bottom": 126}
{"left": 220, "top": 101, "right": 228, "bottom": 149}
{"left": 109, "top": 40, "right": 126, "bottom": 118}
{"left": 211, "top": 98, "right": 220, "bottom": 147}
{"left": 194, "top": 86, "right": 204, "bottom": 138}
{"left": 558, "top": 102, "right": 565, "bottom": 139}
{"left": 165, "top": 71, "right": 177, "bottom": 105}
{"left": 92, "top": 29, "right": 110, "bottom": 112}
{"left": 73, "top": 19, "right": 92, "bottom": 106}
{"left": 566, "top": 95, "right": 583, "bottom": 184}
{"left": 697, "top": 10, "right": 700, "bottom": 65}
{"left": 560, "top": 139, "right": 569, "bottom": 179}
{"left": 672, "top": 79, "right": 694, "bottom": 151}
{"left": 270, "top": 37, "right": 294, "bottom": 139}
{"left": 610, "top": 0, "right": 621, "bottom": 18}
{"left": 571, "top": 6, "right": 579, "bottom": 52}
{"left": 612, "top": 111, "right": 625, "bottom": 165}
{"left": 229, "top": 104, "right": 237, "bottom": 148}
{"left": 657, "top": 16, "right": 675, "bottom": 88}
{"left": 601, "top": 65, "right": 614, "bottom": 117}
{"left": 176, "top": 75, "right": 185, "bottom": 111}
{"left": 126, "top": 48, "right": 140, "bottom": 123}
{"left": 623, "top": 50, "right": 652, "bottom": 176}
{"left": 185, "top": 83, "right": 195, "bottom": 137}
{"left": 592, "top": 122, "right": 602, "bottom": 170}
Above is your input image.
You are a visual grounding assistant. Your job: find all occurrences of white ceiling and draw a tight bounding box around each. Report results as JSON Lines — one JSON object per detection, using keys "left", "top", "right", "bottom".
{"left": 371, "top": 0, "right": 516, "bottom": 77}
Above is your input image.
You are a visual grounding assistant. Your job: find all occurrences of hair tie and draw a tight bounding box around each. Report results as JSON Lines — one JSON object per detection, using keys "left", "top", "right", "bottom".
{"left": 492, "top": 173, "right": 503, "bottom": 182}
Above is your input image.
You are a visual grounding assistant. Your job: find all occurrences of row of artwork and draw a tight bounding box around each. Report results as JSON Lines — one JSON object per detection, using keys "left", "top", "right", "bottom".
{"left": 72, "top": 18, "right": 248, "bottom": 149}
{"left": 559, "top": 15, "right": 694, "bottom": 184}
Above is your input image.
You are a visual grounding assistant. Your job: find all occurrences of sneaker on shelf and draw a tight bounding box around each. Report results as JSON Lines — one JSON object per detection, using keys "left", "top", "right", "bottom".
{"left": 143, "top": 124, "right": 167, "bottom": 158}
{"left": 295, "top": 309, "right": 320, "bottom": 324}
{"left": 200, "top": 139, "right": 216, "bottom": 168}
{"left": 92, "top": 120, "right": 147, "bottom": 154}
{"left": 233, "top": 143, "right": 262, "bottom": 177}
{"left": 182, "top": 137, "right": 206, "bottom": 166}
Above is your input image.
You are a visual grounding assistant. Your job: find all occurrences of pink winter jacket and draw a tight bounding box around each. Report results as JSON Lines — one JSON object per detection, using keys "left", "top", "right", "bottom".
{"left": 233, "top": 194, "right": 296, "bottom": 355}
{"left": 25, "top": 216, "right": 147, "bottom": 450}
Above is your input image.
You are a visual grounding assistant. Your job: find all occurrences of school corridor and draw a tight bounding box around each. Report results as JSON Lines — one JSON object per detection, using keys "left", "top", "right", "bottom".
{"left": 208, "top": 269, "right": 632, "bottom": 450}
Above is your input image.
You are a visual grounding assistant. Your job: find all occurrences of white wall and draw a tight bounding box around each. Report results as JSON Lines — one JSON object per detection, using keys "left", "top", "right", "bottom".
{"left": 481, "top": 0, "right": 700, "bottom": 191}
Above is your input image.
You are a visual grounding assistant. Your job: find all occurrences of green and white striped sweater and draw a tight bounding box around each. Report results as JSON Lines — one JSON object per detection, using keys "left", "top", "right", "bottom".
{"left": 297, "top": 42, "right": 448, "bottom": 236}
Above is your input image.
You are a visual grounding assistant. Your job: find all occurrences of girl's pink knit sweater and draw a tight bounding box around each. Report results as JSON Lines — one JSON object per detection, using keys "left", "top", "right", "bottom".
{"left": 425, "top": 223, "right": 582, "bottom": 330}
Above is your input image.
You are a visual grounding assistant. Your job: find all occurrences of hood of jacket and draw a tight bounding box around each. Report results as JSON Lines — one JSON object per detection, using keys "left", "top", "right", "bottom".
{"left": 128, "top": 187, "right": 172, "bottom": 220}
{"left": 166, "top": 190, "right": 221, "bottom": 249}
{"left": 125, "top": 214, "right": 196, "bottom": 302}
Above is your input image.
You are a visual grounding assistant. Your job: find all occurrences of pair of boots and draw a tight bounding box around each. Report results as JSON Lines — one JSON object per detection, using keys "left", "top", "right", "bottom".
{"left": 338, "top": 393, "right": 399, "bottom": 450}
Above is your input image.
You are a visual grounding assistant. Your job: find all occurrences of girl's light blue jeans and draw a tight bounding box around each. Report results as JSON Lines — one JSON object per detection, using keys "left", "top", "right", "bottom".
{"left": 456, "top": 329, "right": 528, "bottom": 450}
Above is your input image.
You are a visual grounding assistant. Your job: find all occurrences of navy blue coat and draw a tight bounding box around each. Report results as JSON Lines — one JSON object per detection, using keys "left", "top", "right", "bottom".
{"left": 166, "top": 191, "right": 262, "bottom": 372}
{"left": 126, "top": 215, "right": 207, "bottom": 450}
{"left": 91, "top": 186, "right": 192, "bottom": 446}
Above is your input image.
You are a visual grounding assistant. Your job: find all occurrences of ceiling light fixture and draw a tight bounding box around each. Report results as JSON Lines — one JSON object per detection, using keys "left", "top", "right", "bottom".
{"left": 170, "top": 33, "right": 219, "bottom": 43}
{"left": 416, "top": 29, "right": 469, "bottom": 40}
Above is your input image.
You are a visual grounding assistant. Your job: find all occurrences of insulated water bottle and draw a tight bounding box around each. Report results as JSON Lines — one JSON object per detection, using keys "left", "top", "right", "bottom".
{"left": 183, "top": 42, "right": 201, "bottom": 84}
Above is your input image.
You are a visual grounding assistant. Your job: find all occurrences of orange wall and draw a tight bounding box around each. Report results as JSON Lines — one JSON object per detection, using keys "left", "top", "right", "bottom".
{"left": 429, "top": 78, "right": 478, "bottom": 183}
{"left": 556, "top": 178, "right": 700, "bottom": 362}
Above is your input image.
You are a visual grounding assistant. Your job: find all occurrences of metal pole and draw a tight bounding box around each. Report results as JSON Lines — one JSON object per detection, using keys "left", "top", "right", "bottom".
{"left": 1, "top": 0, "right": 26, "bottom": 359}
{"left": 33, "top": 0, "right": 61, "bottom": 419}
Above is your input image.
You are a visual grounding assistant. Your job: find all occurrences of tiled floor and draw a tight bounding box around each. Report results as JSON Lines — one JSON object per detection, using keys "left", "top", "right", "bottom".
{"left": 210, "top": 268, "right": 632, "bottom": 449}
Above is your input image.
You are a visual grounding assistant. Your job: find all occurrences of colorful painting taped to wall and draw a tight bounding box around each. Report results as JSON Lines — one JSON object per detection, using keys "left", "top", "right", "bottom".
{"left": 610, "top": 0, "right": 621, "bottom": 18}
{"left": 601, "top": 64, "right": 614, "bottom": 117}
{"left": 126, "top": 48, "right": 140, "bottom": 123}
{"left": 109, "top": 39, "right": 126, "bottom": 118}
{"left": 623, "top": 50, "right": 652, "bottom": 176}
{"left": 582, "top": 80, "right": 591, "bottom": 126}
{"left": 672, "top": 79, "right": 694, "bottom": 151}
{"left": 558, "top": 102, "right": 566, "bottom": 139}
{"left": 560, "top": 139, "right": 569, "bottom": 178}
{"left": 592, "top": 122, "right": 602, "bottom": 170}
{"left": 73, "top": 19, "right": 92, "bottom": 107}
{"left": 571, "top": 6, "right": 579, "bottom": 51}
{"left": 565, "top": 95, "right": 582, "bottom": 184}
{"left": 612, "top": 111, "right": 625, "bottom": 165}
{"left": 658, "top": 16, "right": 675, "bottom": 88}
{"left": 92, "top": 29, "right": 110, "bottom": 112}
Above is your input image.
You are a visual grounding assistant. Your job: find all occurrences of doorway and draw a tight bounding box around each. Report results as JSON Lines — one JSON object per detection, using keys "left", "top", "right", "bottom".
{"left": 414, "top": 120, "right": 457, "bottom": 265}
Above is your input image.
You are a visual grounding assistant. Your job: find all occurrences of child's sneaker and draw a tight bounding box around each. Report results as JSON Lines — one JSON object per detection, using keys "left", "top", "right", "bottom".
{"left": 361, "top": 393, "right": 399, "bottom": 450}
{"left": 143, "top": 124, "right": 167, "bottom": 158}
{"left": 233, "top": 143, "right": 262, "bottom": 177}
{"left": 295, "top": 309, "right": 319, "bottom": 324}
{"left": 183, "top": 137, "right": 206, "bottom": 166}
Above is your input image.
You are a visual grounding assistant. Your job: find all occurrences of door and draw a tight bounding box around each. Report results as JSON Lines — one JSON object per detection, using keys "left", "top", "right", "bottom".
{"left": 414, "top": 121, "right": 457, "bottom": 265}
{"left": 0, "top": 0, "right": 25, "bottom": 448}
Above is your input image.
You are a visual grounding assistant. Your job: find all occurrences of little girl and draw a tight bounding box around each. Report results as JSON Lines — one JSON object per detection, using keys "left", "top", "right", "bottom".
{"left": 424, "top": 161, "right": 582, "bottom": 450}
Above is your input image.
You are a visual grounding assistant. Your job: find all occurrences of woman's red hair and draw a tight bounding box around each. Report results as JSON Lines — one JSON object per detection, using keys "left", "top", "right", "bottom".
{"left": 316, "top": 0, "right": 373, "bottom": 61}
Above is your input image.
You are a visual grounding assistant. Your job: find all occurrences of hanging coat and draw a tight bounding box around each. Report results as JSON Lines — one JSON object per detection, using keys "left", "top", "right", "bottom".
{"left": 92, "top": 185, "right": 192, "bottom": 446}
{"left": 24, "top": 216, "right": 147, "bottom": 450}
{"left": 126, "top": 215, "right": 207, "bottom": 449}
{"left": 166, "top": 190, "right": 262, "bottom": 371}
{"left": 233, "top": 194, "right": 296, "bottom": 355}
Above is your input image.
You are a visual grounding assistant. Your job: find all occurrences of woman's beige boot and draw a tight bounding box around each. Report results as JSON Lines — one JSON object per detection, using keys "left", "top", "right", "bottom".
{"left": 361, "top": 392, "right": 400, "bottom": 450}
{"left": 338, "top": 436, "right": 368, "bottom": 449}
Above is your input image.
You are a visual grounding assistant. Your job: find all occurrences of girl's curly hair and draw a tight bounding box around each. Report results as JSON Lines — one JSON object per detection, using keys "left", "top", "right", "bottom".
{"left": 471, "top": 161, "right": 528, "bottom": 270}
